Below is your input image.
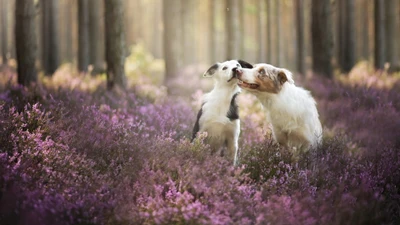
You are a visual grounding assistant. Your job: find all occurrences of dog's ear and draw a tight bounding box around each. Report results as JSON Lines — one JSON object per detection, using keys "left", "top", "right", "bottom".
{"left": 238, "top": 60, "right": 253, "bottom": 69}
{"left": 277, "top": 71, "right": 288, "bottom": 85}
{"left": 277, "top": 70, "right": 294, "bottom": 85}
{"left": 203, "top": 63, "right": 219, "bottom": 77}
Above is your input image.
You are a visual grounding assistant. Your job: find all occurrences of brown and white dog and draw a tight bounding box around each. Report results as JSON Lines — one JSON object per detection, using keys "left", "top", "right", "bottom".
{"left": 237, "top": 63, "right": 323, "bottom": 151}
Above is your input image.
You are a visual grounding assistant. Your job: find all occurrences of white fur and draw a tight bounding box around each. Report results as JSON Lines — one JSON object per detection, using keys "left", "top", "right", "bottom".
{"left": 239, "top": 63, "right": 323, "bottom": 150}
{"left": 194, "top": 60, "right": 242, "bottom": 165}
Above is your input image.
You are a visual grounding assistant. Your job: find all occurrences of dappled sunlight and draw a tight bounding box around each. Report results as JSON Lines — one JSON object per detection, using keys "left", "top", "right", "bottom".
{"left": 337, "top": 61, "right": 400, "bottom": 89}
{"left": 41, "top": 63, "right": 106, "bottom": 92}
{"left": 125, "top": 43, "right": 165, "bottom": 86}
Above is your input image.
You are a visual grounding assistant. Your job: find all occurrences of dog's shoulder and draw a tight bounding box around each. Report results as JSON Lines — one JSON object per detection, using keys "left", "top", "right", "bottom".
{"left": 192, "top": 102, "right": 205, "bottom": 141}
{"left": 226, "top": 92, "right": 240, "bottom": 121}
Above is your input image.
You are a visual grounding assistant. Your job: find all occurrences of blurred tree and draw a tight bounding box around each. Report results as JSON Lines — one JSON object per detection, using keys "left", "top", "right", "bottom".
{"left": 78, "top": 0, "right": 89, "bottom": 72}
{"left": 41, "top": 0, "right": 60, "bottom": 75}
{"left": 385, "top": 0, "right": 400, "bottom": 72}
{"left": 275, "top": 0, "right": 280, "bottom": 66}
{"left": 374, "top": 0, "right": 385, "bottom": 70}
{"left": 181, "top": 0, "right": 196, "bottom": 64}
{"left": 15, "top": 0, "right": 37, "bottom": 85}
{"left": 360, "top": 0, "right": 370, "bottom": 60}
{"left": 295, "top": 0, "right": 305, "bottom": 74}
{"left": 337, "top": 0, "right": 355, "bottom": 73}
{"left": 336, "top": 0, "right": 344, "bottom": 67}
{"left": 150, "top": 0, "right": 162, "bottom": 59}
{"left": 104, "top": 0, "right": 126, "bottom": 90}
{"left": 1, "top": 0, "right": 8, "bottom": 64}
{"left": 89, "top": 0, "right": 104, "bottom": 74}
{"left": 266, "top": 0, "right": 271, "bottom": 63}
{"left": 209, "top": 0, "right": 216, "bottom": 63}
{"left": 124, "top": 0, "right": 136, "bottom": 47}
{"left": 256, "top": 0, "right": 264, "bottom": 62}
{"left": 225, "top": 0, "right": 241, "bottom": 59}
{"left": 238, "top": 0, "right": 244, "bottom": 57}
{"left": 311, "top": 0, "right": 333, "bottom": 78}
{"left": 59, "top": 0, "right": 72, "bottom": 62}
{"left": 163, "top": 0, "right": 181, "bottom": 93}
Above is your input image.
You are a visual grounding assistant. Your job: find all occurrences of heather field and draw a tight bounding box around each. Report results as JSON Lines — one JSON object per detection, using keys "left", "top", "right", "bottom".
{"left": 0, "top": 61, "right": 400, "bottom": 225}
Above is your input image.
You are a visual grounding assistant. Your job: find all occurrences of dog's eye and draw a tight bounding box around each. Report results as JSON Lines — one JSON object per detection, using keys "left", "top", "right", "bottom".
{"left": 259, "top": 69, "right": 266, "bottom": 75}
{"left": 222, "top": 66, "right": 228, "bottom": 70}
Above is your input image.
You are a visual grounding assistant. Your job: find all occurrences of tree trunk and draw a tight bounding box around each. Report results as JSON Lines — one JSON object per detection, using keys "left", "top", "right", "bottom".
{"left": 266, "top": 0, "right": 272, "bottom": 63}
{"left": 311, "top": 0, "right": 333, "bottom": 78}
{"left": 104, "top": 0, "right": 126, "bottom": 90}
{"left": 89, "top": 0, "right": 104, "bottom": 74}
{"left": 361, "top": 0, "right": 369, "bottom": 60}
{"left": 225, "top": 0, "right": 241, "bottom": 59}
{"left": 8, "top": 0, "right": 16, "bottom": 60}
{"left": 15, "top": 0, "right": 37, "bottom": 86}
{"left": 41, "top": 0, "right": 59, "bottom": 75}
{"left": 181, "top": 0, "right": 196, "bottom": 65}
{"left": 163, "top": 0, "right": 181, "bottom": 92}
{"left": 238, "top": 0, "right": 245, "bottom": 58}
{"left": 124, "top": 0, "right": 135, "bottom": 47}
{"left": 275, "top": 0, "right": 281, "bottom": 66}
{"left": 209, "top": 0, "right": 216, "bottom": 63}
{"left": 63, "top": 0, "right": 73, "bottom": 62}
{"left": 1, "top": 0, "right": 8, "bottom": 64}
{"left": 295, "top": 0, "right": 305, "bottom": 74}
{"left": 374, "top": 0, "right": 385, "bottom": 70}
{"left": 385, "top": 0, "right": 400, "bottom": 72}
{"left": 337, "top": 0, "right": 355, "bottom": 72}
{"left": 41, "top": 0, "right": 48, "bottom": 72}
{"left": 256, "top": 0, "right": 264, "bottom": 62}
{"left": 336, "top": 0, "right": 344, "bottom": 69}
{"left": 78, "top": 0, "right": 89, "bottom": 72}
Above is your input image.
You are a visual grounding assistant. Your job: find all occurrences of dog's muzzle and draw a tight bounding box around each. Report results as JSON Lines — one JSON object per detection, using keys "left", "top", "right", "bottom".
{"left": 227, "top": 67, "right": 242, "bottom": 82}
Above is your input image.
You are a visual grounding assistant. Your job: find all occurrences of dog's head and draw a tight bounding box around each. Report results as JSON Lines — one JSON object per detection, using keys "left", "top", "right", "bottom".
{"left": 237, "top": 63, "right": 294, "bottom": 94}
{"left": 203, "top": 60, "right": 253, "bottom": 85}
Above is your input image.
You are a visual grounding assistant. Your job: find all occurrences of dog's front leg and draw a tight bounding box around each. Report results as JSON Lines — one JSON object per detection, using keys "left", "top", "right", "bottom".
{"left": 226, "top": 137, "right": 238, "bottom": 166}
{"left": 227, "top": 124, "right": 240, "bottom": 166}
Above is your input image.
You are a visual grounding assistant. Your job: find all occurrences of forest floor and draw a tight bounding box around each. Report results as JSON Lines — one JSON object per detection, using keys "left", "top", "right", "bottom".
{"left": 0, "top": 58, "right": 399, "bottom": 225}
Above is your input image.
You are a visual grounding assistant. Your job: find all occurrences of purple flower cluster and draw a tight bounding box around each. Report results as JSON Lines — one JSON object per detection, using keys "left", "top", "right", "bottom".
{"left": 0, "top": 74, "right": 399, "bottom": 224}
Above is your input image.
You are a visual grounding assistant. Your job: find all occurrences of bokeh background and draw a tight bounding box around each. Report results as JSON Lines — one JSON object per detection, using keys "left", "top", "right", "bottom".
{"left": 0, "top": 0, "right": 400, "bottom": 225}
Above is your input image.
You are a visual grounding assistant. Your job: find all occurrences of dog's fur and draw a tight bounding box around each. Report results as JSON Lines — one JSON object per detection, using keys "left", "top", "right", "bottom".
{"left": 237, "top": 63, "right": 322, "bottom": 150}
{"left": 192, "top": 60, "right": 253, "bottom": 165}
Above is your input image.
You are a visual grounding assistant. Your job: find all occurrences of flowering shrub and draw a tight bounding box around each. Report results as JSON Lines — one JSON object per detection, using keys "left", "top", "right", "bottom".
{"left": 0, "top": 102, "right": 115, "bottom": 224}
{"left": 0, "top": 62, "right": 399, "bottom": 224}
{"left": 306, "top": 75, "right": 400, "bottom": 148}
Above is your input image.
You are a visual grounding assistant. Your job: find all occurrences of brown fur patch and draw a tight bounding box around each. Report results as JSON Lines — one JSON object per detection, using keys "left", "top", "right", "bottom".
{"left": 239, "top": 66, "right": 287, "bottom": 94}
{"left": 255, "top": 75, "right": 280, "bottom": 93}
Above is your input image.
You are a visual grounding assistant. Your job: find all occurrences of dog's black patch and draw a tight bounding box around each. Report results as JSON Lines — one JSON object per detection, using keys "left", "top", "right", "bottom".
{"left": 227, "top": 92, "right": 240, "bottom": 121}
{"left": 191, "top": 104, "right": 204, "bottom": 142}
{"left": 204, "top": 63, "right": 219, "bottom": 76}
{"left": 238, "top": 60, "right": 253, "bottom": 69}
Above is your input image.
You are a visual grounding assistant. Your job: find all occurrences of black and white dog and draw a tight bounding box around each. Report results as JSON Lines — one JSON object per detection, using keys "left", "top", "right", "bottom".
{"left": 192, "top": 60, "right": 253, "bottom": 165}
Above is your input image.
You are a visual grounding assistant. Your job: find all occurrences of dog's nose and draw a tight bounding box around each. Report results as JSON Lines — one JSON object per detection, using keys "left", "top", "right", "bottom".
{"left": 233, "top": 67, "right": 242, "bottom": 77}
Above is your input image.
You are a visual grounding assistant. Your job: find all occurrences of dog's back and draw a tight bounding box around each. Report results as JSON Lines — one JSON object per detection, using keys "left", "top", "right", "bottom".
{"left": 265, "top": 84, "right": 322, "bottom": 149}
